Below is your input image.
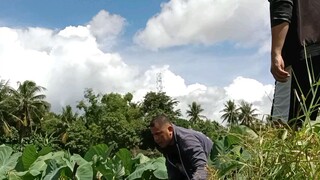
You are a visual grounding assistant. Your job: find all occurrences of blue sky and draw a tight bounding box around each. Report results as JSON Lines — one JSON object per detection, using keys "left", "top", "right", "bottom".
{"left": 0, "top": 0, "right": 163, "bottom": 35}
{"left": 0, "top": 0, "right": 274, "bottom": 123}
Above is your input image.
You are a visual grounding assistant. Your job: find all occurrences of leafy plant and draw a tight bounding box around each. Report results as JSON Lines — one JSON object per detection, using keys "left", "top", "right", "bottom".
{"left": 127, "top": 153, "right": 167, "bottom": 180}
{"left": 0, "top": 145, "right": 22, "bottom": 180}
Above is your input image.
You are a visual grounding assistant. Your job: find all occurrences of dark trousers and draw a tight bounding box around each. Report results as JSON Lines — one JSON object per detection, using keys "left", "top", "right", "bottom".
{"left": 289, "top": 55, "right": 320, "bottom": 127}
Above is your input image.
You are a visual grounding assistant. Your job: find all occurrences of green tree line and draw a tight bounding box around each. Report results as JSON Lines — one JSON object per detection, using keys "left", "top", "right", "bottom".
{"left": 0, "top": 79, "right": 258, "bottom": 156}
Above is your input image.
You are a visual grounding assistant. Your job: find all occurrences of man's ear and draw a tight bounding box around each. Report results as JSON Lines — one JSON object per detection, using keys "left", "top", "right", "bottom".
{"left": 168, "top": 125, "right": 174, "bottom": 133}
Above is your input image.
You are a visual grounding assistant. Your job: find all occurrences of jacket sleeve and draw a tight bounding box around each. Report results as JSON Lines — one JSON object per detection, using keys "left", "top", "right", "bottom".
{"left": 179, "top": 135, "right": 208, "bottom": 180}
{"left": 269, "top": 0, "right": 293, "bottom": 27}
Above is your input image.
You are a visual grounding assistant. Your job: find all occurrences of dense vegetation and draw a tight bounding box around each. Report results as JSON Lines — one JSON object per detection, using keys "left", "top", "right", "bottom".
{"left": 1, "top": 79, "right": 320, "bottom": 179}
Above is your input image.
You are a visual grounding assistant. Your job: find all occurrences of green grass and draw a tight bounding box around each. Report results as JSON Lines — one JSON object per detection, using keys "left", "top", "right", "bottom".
{"left": 209, "top": 53, "right": 320, "bottom": 179}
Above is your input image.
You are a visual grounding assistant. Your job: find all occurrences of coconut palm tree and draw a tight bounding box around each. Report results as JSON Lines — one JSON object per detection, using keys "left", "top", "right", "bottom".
{"left": 237, "top": 100, "right": 258, "bottom": 127}
{"left": 11, "top": 80, "right": 50, "bottom": 135}
{"left": 186, "top": 101, "right": 205, "bottom": 124}
{"left": 61, "top": 105, "right": 78, "bottom": 123}
{"left": 0, "top": 80, "right": 13, "bottom": 135}
{"left": 221, "top": 100, "right": 239, "bottom": 125}
{"left": 58, "top": 105, "right": 79, "bottom": 143}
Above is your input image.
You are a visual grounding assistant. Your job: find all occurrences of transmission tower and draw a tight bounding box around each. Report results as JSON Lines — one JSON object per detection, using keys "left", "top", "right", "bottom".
{"left": 156, "top": 72, "right": 163, "bottom": 92}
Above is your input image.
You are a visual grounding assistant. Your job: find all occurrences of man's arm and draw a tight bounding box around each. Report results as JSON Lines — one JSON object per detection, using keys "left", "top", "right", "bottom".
{"left": 269, "top": 0, "right": 293, "bottom": 82}
{"left": 180, "top": 136, "right": 208, "bottom": 180}
{"left": 271, "top": 22, "right": 290, "bottom": 82}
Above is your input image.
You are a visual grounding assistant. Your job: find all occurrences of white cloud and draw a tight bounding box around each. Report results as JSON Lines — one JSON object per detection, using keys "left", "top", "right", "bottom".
{"left": 0, "top": 11, "right": 133, "bottom": 111}
{"left": 225, "top": 76, "right": 273, "bottom": 103}
{"left": 0, "top": 10, "right": 274, "bottom": 124}
{"left": 88, "top": 10, "right": 126, "bottom": 48}
{"left": 135, "top": 66, "right": 274, "bottom": 123}
{"left": 224, "top": 76, "right": 274, "bottom": 120}
{"left": 134, "top": 0, "right": 270, "bottom": 50}
{"left": 174, "top": 76, "right": 273, "bottom": 123}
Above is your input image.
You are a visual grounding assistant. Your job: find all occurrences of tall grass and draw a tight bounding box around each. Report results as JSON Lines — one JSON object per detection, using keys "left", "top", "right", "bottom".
{"left": 209, "top": 52, "right": 320, "bottom": 179}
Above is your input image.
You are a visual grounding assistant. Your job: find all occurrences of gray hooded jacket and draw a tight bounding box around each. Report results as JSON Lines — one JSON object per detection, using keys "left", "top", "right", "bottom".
{"left": 160, "top": 125, "right": 213, "bottom": 180}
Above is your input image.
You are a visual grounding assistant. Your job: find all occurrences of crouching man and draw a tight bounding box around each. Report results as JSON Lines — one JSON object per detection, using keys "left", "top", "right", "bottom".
{"left": 150, "top": 114, "right": 213, "bottom": 180}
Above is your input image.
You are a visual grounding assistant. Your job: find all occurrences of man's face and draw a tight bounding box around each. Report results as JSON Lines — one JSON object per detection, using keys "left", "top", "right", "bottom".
{"left": 150, "top": 123, "right": 173, "bottom": 148}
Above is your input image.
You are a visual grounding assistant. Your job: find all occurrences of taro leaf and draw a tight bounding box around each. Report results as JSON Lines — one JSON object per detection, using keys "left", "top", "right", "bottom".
{"left": 211, "top": 137, "right": 227, "bottom": 159}
{"left": 8, "top": 171, "right": 33, "bottom": 180}
{"left": 225, "top": 134, "right": 242, "bottom": 148}
{"left": 152, "top": 157, "right": 167, "bottom": 179}
{"left": 67, "top": 154, "right": 93, "bottom": 180}
{"left": 84, "top": 144, "right": 114, "bottom": 162}
{"left": 38, "top": 147, "right": 52, "bottom": 157}
{"left": 21, "top": 145, "right": 37, "bottom": 170}
{"left": 21, "top": 145, "right": 52, "bottom": 171}
{"left": 111, "top": 158, "right": 126, "bottom": 179}
{"left": 231, "top": 145, "right": 242, "bottom": 157}
{"left": 95, "top": 162, "right": 113, "bottom": 179}
{"left": 240, "top": 149, "right": 251, "bottom": 161}
{"left": 28, "top": 151, "right": 65, "bottom": 177}
{"left": 153, "top": 169, "right": 167, "bottom": 180}
{"left": 0, "top": 145, "right": 22, "bottom": 180}
{"left": 75, "top": 162, "right": 93, "bottom": 180}
{"left": 98, "top": 157, "right": 125, "bottom": 179}
{"left": 231, "top": 125, "right": 258, "bottom": 139}
{"left": 132, "top": 153, "right": 150, "bottom": 164}
{"left": 7, "top": 171, "right": 23, "bottom": 180}
{"left": 42, "top": 159, "right": 68, "bottom": 180}
{"left": 116, "top": 148, "right": 133, "bottom": 175}
{"left": 126, "top": 161, "right": 153, "bottom": 180}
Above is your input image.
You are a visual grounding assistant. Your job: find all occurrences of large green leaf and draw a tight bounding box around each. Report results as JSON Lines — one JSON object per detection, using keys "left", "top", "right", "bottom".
{"left": 231, "top": 125, "right": 258, "bottom": 139}
{"left": 84, "top": 144, "right": 114, "bottom": 161}
{"left": 20, "top": 145, "right": 53, "bottom": 171}
{"left": 96, "top": 163, "right": 113, "bottom": 179}
{"left": 43, "top": 159, "right": 67, "bottom": 180}
{"left": 64, "top": 154, "right": 93, "bottom": 180}
{"left": 211, "top": 137, "right": 228, "bottom": 160}
{"left": 7, "top": 171, "right": 22, "bottom": 180}
{"left": 96, "top": 157, "right": 125, "bottom": 179}
{"left": 38, "top": 147, "right": 53, "bottom": 157}
{"left": 75, "top": 162, "right": 93, "bottom": 180}
{"left": 0, "top": 145, "right": 22, "bottom": 180}
{"left": 126, "top": 157, "right": 167, "bottom": 180}
{"left": 126, "top": 161, "right": 154, "bottom": 180}
{"left": 116, "top": 148, "right": 133, "bottom": 175}
{"left": 133, "top": 153, "right": 150, "bottom": 164}
{"left": 28, "top": 151, "right": 65, "bottom": 177}
{"left": 152, "top": 157, "right": 167, "bottom": 179}
{"left": 21, "top": 145, "right": 38, "bottom": 170}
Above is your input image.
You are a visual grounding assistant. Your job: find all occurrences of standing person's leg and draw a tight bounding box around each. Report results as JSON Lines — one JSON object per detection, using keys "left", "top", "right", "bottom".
{"left": 289, "top": 56, "right": 320, "bottom": 126}
{"left": 271, "top": 66, "right": 292, "bottom": 123}
{"left": 309, "top": 56, "right": 320, "bottom": 120}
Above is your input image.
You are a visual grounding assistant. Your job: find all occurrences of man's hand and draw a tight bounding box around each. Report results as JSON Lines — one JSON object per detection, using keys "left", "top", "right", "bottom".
{"left": 271, "top": 53, "right": 290, "bottom": 82}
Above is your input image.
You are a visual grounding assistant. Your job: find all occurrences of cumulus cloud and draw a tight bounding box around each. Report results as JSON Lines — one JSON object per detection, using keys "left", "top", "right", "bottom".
{"left": 88, "top": 10, "right": 126, "bottom": 48}
{"left": 175, "top": 76, "right": 274, "bottom": 123}
{"left": 0, "top": 10, "right": 274, "bottom": 124}
{"left": 0, "top": 25, "right": 137, "bottom": 111}
{"left": 132, "top": 66, "right": 274, "bottom": 123}
{"left": 225, "top": 76, "right": 274, "bottom": 103}
{"left": 134, "top": 0, "right": 270, "bottom": 50}
{"left": 0, "top": 10, "right": 131, "bottom": 111}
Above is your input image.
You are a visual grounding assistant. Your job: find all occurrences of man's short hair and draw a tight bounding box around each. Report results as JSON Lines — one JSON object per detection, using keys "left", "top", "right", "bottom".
{"left": 150, "top": 114, "right": 172, "bottom": 128}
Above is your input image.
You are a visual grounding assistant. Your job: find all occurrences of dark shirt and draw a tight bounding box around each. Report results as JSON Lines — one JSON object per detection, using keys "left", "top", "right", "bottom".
{"left": 269, "top": 0, "right": 320, "bottom": 61}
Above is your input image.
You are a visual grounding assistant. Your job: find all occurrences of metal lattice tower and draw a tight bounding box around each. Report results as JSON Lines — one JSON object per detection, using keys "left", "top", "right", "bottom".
{"left": 156, "top": 72, "right": 163, "bottom": 92}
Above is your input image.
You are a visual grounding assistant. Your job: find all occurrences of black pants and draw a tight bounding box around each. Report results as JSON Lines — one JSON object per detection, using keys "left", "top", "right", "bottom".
{"left": 289, "top": 55, "right": 320, "bottom": 127}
